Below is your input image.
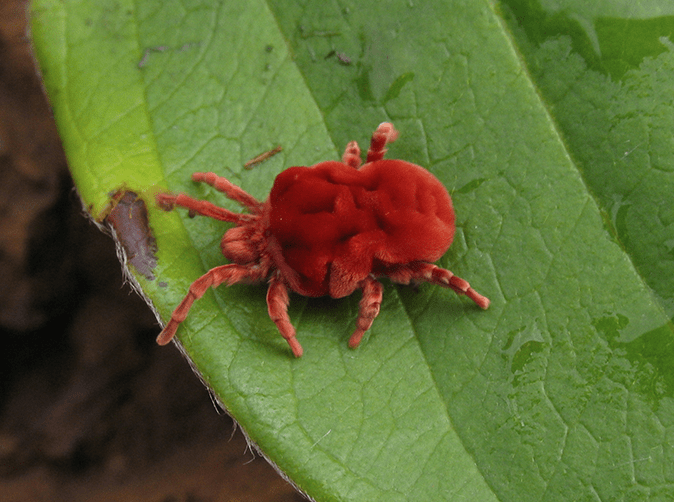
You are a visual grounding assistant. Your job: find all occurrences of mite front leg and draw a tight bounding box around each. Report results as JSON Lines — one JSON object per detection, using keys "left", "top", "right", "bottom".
{"left": 349, "top": 275, "right": 384, "bottom": 349}
{"left": 267, "top": 273, "right": 303, "bottom": 357}
{"left": 386, "top": 262, "right": 490, "bottom": 310}
{"left": 156, "top": 264, "right": 262, "bottom": 346}
{"left": 191, "top": 172, "right": 262, "bottom": 212}
{"left": 156, "top": 192, "right": 246, "bottom": 224}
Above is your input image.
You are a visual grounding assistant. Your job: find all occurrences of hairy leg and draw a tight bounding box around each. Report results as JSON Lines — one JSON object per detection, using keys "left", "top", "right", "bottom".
{"left": 342, "top": 140, "right": 362, "bottom": 169}
{"left": 191, "top": 172, "right": 262, "bottom": 212}
{"left": 156, "top": 264, "right": 264, "bottom": 346}
{"left": 267, "top": 273, "right": 303, "bottom": 357}
{"left": 386, "top": 262, "right": 490, "bottom": 310}
{"left": 366, "top": 122, "right": 399, "bottom": 163}
{"left": 349, "top": 275, "right": 384, "bottom": 349}
{"left": 156, "top": 192, "right": 247, "bottom": 224}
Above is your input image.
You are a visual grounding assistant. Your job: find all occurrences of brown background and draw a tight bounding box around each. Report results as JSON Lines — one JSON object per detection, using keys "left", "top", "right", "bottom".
{"left": 0, "top": 2, "right": 305, "bottom": 500}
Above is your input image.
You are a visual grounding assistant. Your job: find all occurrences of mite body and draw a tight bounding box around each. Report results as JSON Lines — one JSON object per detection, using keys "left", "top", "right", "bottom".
{"left": 156, "top": 123, "right": 489, "bottom": 357}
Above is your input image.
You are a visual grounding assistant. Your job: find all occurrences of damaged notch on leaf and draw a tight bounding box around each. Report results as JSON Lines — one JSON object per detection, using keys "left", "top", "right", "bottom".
{"left": 103, "top": 189, "right": 158, "bottom": 281}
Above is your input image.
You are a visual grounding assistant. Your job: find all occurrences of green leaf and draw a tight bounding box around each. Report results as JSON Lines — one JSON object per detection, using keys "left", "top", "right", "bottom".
{"left": 31, "top": 0, "right": 674, "bottom": 500}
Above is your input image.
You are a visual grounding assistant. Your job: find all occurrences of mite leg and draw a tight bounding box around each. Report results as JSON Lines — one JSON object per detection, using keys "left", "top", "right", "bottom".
{"left": 191, "top": 172, "right": 261, "bottom": 212}
{"left": 156, "top": 264, "right": 261, "bottom": 346}
{"left": 386, "top": 262, "right": 490, "bottom": 310}
{"left": 349, "top": 275, "right": 384, "bottom": 349}
{"left": 342, "top": 140, "right": 362, "bottom": 169}
{"left": 267, "top": 273, "right": 303, "bottom": 357}
{"left": 156, "top": 192, "right": 246, "bottom": 224}
{"left": 366, "top": 122, "right": 399, "bottom": 163}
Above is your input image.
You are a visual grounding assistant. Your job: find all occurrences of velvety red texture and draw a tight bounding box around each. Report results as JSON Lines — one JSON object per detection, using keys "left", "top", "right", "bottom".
{"left": 268, "top": 159, "right": 455, "bottom": 298}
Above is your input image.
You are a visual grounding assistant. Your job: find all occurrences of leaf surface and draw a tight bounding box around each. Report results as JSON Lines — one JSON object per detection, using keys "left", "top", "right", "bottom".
{"left": 31, "top": 0, "right": 674, "bottom": 500}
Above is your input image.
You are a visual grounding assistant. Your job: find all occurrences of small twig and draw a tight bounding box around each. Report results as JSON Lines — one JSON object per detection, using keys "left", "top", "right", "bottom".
{"left": 244, "top": 145, "right": 283, "bottom": 169}
{"left": 325, "top": 50, "right": 352, "bottom": 66}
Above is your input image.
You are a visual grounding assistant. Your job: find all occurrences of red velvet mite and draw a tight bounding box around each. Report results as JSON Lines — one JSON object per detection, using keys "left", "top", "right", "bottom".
{"left": 156, "top": 123, "right": 489, "bottom": 357}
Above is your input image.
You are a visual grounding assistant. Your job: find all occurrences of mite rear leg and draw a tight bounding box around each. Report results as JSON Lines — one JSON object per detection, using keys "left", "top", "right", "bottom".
{"left": 342, "top": 140, "right": 362, "bottom": 168}
{"left": 349, "top": 275, "right": 384, "bottom": 349}
{"left": 386, "top": 262, "right": 490, "bottom": 310}
{"left": 156, "top": 264, "right": 263, "bottom": 346}
{"left": 267, "top": 273, "right": 303, "bottom": 357}
{"left": 366, "top": 122, "right": 399, "bottom": 163}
